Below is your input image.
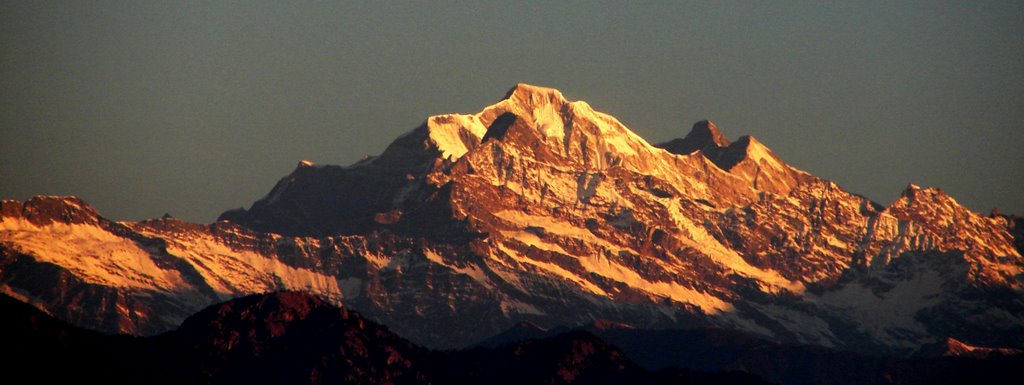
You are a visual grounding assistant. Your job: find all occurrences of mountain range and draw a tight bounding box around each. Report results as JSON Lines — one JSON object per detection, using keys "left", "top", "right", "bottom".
{"left": 2, "top": 84, "right": 1022, "bottom": 380}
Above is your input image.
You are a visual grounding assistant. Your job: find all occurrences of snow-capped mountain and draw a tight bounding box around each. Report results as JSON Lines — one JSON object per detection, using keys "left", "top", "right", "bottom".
{"left": 2, "top": 84, "right": 1021, "bottom": 353}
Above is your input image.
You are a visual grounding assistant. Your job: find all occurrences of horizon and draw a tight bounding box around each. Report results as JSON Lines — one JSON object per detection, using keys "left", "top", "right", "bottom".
{"left": 2, "top": 2, "right": 1021, "bottom": 222}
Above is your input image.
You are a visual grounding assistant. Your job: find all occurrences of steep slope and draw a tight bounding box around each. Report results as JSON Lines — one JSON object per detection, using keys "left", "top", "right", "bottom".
{"left": 2, "top": 84, "right": 1022, "bottom": 355}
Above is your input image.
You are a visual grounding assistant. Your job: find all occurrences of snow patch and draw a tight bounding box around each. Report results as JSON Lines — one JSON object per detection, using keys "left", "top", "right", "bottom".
{"left": 132, "top": 227, "right": 342, "bottom": 301}
{"left": 0, "top": 217, "right": 187, "bottom": 290}
{"left": 531, "top": 101, "right": 565, "bottom": 141}
{"left": 577, "top": 253, "right": 733, "bottom": 313}
{"left": 426, "top": 114, "right": 487, "bottom": 160}
{"left": 663, "top": 199, "right": 806, "bottom": 294}
{"left": 423, "top": 249, "right": 493, "bottom": 287}
{"left": 500, "top": 299, "right": 545, "bottom": 316}
{"left": 494, "top": 210, "right": 630, "bottom": 252}
{"left": 811, "top": 269, "right": 945, "bottom": 348}
{"left": 495, "top": 242, "right": 608, "bottom": 296}
{"left": 497, "top": 218, "right": 731, "bottom": 313}
{"left": 504, "top": 230, "right": 571, "bottom": 255}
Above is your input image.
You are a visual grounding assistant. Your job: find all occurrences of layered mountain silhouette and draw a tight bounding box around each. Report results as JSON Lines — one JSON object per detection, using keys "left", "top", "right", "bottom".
{"left": 2, "top": 84, "right": 1022, "bottom": 365}
{"left": 3, "top": 291, "right": 774, "bottom": 385}
{"left": 476, "top": 321, "right": 1024, "bottom": 385}
{"left": 6, "top": 290, "right": 1020, "bottom": 385}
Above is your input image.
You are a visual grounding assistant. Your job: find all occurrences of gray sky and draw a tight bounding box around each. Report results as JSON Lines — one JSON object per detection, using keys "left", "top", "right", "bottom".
{"left": 2, "top": 1, "right": 1022, "bottom": 222}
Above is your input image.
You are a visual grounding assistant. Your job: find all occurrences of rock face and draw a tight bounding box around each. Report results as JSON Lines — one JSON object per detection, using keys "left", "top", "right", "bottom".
{"left": 2, "top": 84, "right": 1022, "bottom": 354}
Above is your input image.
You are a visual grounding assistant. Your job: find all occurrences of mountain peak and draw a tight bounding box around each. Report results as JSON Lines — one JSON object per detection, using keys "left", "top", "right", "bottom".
{"left": 730, "top": 136, "right": 772, "bottom": 166}
{"left": 898, "top": 183, "right": 950, "bottom": 204}
{"left": 690, "top": 120, "right": 731, "bottom": 148}
{"left": 657, "top": 120, "right": 731, "bottom": 155}
{"left": 1, "top": 195, "right": 100, "bottom": 226}
{"left": 479, "top": 84, "right": 652, "bottom": 164}
{"left": 502, "top": 83, "right": 567, "bottom": 106}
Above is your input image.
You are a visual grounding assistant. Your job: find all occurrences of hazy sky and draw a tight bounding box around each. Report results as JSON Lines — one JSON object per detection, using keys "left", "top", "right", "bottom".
{"left": 2, "top": 1, "right": 1022, "bottom": 222}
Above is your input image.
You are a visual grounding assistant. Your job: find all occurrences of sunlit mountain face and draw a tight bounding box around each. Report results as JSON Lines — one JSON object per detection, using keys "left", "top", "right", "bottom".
{"left": 3, "top": 85, "right": 1022, "bottom": 384}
